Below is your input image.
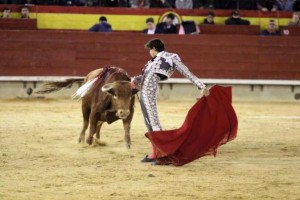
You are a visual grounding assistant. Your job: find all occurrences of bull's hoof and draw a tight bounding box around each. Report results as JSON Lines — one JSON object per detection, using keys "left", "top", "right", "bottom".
{"left": 78, "top": 135, "right": 85, "bottom": 144}
{"left": 125, "top": 143, "right": 131, "bottom": 149}
{"left": 86, "top": 137, "right": 93, "bottom": 145}
{"left": 92, "top": 138, "right": 107, "bottom": 147}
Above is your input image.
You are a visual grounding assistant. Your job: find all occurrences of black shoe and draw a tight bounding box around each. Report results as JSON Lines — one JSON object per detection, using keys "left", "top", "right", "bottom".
{"left": 151, "top": 161, "right": 159, "bottom": 166}
{"left": 141, "top": 155, "right": 156, "bottom": 163}
{"left": 151, "top": 160, "right": 172, "bottom": 166}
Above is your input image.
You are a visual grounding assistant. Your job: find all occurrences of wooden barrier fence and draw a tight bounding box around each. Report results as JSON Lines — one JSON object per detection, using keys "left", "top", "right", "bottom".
{"left": 0, "top": 30, "right": 299, "bottom": 80}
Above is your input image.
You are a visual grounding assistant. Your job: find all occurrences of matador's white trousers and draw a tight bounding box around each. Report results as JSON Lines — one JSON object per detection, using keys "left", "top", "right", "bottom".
{"left": 139, "top": 72, "right": 162, "bottom": 132}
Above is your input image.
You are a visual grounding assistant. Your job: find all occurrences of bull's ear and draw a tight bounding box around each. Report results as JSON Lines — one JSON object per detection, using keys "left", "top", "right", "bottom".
{"left": 102, "top": 83, "right": 115, "bottom": 95}
{"left": 132, "top": 88, "right": 139, "bottom": 95}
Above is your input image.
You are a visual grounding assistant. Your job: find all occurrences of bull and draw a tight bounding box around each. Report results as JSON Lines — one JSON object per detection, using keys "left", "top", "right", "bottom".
{"left": 38, "top": 66, "right": 138, "bottom": 148}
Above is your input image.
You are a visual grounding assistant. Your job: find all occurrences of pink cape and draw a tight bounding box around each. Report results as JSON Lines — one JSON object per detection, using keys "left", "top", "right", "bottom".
{"left": 145, "top": 85, "right": 238, "bottom": 166}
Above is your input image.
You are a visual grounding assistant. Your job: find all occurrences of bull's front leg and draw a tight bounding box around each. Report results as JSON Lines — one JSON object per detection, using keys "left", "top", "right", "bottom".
{"left": 123, "top": 113, "right": 133, "bottom": 149}
{"left": 86, "top": 111, "right": 99, "bottom": 145}
{"left": 93, "top": 121, "right": 104, "bottom": 146}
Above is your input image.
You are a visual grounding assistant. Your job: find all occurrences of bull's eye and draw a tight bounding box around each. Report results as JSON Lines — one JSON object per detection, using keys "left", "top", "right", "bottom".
{"left": 113, "top": 94, "right": 118, "bottom": 99}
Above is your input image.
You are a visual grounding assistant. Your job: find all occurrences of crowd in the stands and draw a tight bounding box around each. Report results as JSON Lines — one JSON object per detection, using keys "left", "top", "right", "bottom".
{"left": 0, "top": 0, "right": 300, "bottom": 12}
{"left": 1, "top": 0, "right": 300, "bottom": 36}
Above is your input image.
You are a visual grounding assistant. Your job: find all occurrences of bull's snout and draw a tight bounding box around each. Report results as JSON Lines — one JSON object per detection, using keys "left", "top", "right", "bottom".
{"left": 116, "top": 109, "right": 130, "bottom": 119}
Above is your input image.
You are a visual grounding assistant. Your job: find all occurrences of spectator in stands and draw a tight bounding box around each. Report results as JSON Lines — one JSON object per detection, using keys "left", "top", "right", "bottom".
{"left": 143, "top": 17, "right": 162, "bottom": 34}
{"left": 288, "top": 12, "right": 300, "bottom": 26}
{"left": 156, "top": 13, "right": 177, "bottom": 34}
{"left": 260, "top": 19, "right": 280, "bottom": 35}
{"left": 85, "top": 0, "right": 95, "bottom": 6}
{"left": 150, "top": 0, "right": 172, "bottom": 8}
{"left": 175, "top": 0, "right": 193, "bottom": 9}
{"left": 193, "top": 0, "right": 214, "bottom": 9}
{"left": 3, "top": 0, "right": 33, "bottom": 4}
{"left": 25, "top": 0, "right": 37, "bottom": 3}
{"left": 52, "top": 0, "right": 92, "bottom": 5}
{"left": 35, "top": 0, "right": 58, "bottom": 5}
{"left": 201, "top": 11, "right": 215, "bottom": 25}
{"left": 119, "top": 0, "right": 128, "bottom": 7}
{"left": 89, "top": 16, "right": 112, "bottom": 32}
{"left": 227, "top": 0, "right": 256, "bottom": 10}
{"left": 59, "top": 0, "right": 80, "bottom": 5}
{"left": 76, "top": 0, "right": 87, "bottom": 6}
{"left": 225, "top": 10, "right": 250, "bottom": 25}
{"left": 257, "top": 0, "right": 277, "bottom": 12}
{"left": 293, "top": 0, "right": 300, "bottom": 11}
{"left": 178, "top": 20, "right": 200, "bottom": 34}
{"left": 20, "top": 6, "right": 30, "bottom": 19}
{"left": 213, "top": 0, "right": 227, "bottom": 9}
{"left": 131, "top": 0, "right": 150, "bottom": 7}
{"left": 167, "top": 0, "right": 175, "bottom": 7}
{"left": 104, "top": 0, "right": 119, "bottom": 7}
{"left": 276, "top": 0, "right": 294, "bottom": 11}
{"left": 1, "top": 7, "right": 11, "bottom": 19}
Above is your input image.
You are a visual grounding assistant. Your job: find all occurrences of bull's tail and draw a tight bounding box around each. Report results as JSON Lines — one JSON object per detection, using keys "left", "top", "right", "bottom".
{"left": 36, "top": 78, "right": 84, "bottom": 94}
{"left": 72, "top": 77, "right": 99, "bottom": 99}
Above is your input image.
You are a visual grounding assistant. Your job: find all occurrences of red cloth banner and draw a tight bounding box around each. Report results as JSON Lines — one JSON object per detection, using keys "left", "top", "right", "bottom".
{"left": 145, "top": 85, "right": 238, "bottom": 166}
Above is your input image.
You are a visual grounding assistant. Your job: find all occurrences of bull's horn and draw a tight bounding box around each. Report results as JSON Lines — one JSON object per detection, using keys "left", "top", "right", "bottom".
{"left": 101, "top": 83, "right": 114, "bottom": 92}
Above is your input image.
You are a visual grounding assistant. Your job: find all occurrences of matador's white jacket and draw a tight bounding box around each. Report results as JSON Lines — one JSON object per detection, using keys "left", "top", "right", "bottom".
{"left": 133, "top": 51, "right": 206, "bottom": 89}
{"left": 133, "top": 51, "right": 206, "bottom": 132}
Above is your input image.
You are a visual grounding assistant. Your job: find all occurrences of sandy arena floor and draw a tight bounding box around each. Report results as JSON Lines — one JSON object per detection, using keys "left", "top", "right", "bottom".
{"left": 0, "top": 98, "right": 299, "bottom": 200}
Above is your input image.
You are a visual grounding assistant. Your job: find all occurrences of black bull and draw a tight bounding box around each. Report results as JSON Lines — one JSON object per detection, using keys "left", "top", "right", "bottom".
{"left": 37, "top": 67, "right": 138, "bottom": 148}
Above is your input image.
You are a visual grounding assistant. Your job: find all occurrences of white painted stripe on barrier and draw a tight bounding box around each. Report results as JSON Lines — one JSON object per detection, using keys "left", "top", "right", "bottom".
{"left": 0, "top": 76, "right": 83, "bottom": 82}
{"left": 250, "top": 115, "right": 300, "bottom": 119}
{"left": 0, "top": 76, "right": 300, "bottom": 86}
{"left": 163, "top": 78, "right": 300, "bottom": 86}
{"left": 0, "top": 76, "right": 84, "bottom": 82}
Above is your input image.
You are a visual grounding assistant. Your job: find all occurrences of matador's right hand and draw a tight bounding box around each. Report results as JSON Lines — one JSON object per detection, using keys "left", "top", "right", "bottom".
{"left": 201, "top": 87, "right": 210, "bottom": 97}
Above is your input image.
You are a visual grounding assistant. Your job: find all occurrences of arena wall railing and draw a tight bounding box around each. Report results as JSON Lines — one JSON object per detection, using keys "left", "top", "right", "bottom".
{"left": 1, "top": 76, "right": 299, "bottom": 87}
{"left": 0, "top": 76, "right": 299, "bottom": 100}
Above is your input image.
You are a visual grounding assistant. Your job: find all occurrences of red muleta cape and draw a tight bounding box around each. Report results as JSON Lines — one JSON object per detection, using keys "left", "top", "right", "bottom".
{"left": 145, "top": 85, "right": 238, "bottom": 166}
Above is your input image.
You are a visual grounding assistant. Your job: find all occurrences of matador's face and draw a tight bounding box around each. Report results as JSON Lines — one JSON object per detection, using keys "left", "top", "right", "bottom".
{"left": 149, "top": 48, "right": 157, "bottom": 58}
